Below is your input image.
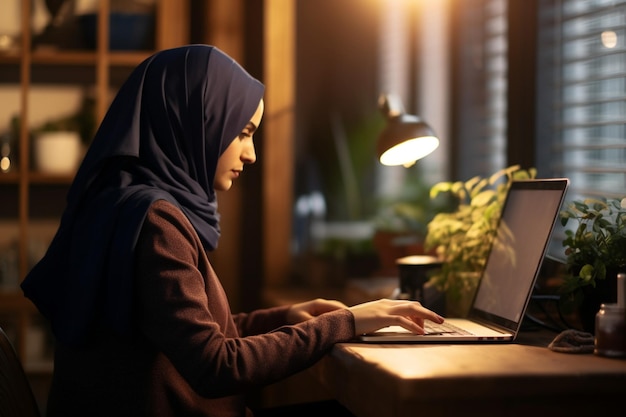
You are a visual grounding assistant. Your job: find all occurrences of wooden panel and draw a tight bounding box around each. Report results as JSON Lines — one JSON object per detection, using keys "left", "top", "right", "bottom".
{"left": 263, "top": 0, "right": 295, "bottom": 287}
{"left": 205, "top": 0, "right": 244, "bottom": 61}
{"left": 156, "top": 0, "right": 190, "bottom": 50}
{"left": 18, "top": 0, "right": 32, "bottom": 286}
{"left": 507, "top": 0, "right": 537, "bottom": 169}
{"left": 96, "top": 0, "right": 110, "bottom": 121}
{"left": 199, "top": 1, "right": 246, "bottom": 311}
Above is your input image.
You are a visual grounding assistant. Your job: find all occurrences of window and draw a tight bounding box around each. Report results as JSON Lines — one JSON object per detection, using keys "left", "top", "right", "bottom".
{"left": 537, "top": 0, "right": 626, "bottom": 200}
{"left": 451, "top": 0, "right": 508, "bottom": 180}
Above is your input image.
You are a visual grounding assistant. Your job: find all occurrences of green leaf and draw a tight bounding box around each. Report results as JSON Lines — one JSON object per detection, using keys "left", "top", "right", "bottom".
{"left": 470, "top": 190, "right": 496, "bottom": 207}
{"left": 429, "top": 182, "right": 452, "bottom": 199}
{"left": 579, "top": 264, "right": 595, "bottom": 283}
{"left": 464, "top": 176, "right": 481, "bottom": 191}
{"left": 450, "top": 181, "right": 467, "bottom": 200}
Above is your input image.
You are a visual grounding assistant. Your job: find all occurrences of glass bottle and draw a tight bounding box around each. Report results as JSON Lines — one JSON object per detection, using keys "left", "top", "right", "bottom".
{"left": 595, "top": 303, "right": 626, "bottom": 358}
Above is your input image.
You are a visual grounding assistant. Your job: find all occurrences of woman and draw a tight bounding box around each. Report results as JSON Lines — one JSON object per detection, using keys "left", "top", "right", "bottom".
{"left": 21, "top": 45, "right": 443, "bottom": 417}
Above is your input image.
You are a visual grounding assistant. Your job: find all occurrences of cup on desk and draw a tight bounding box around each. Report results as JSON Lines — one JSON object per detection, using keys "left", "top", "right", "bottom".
{"left": 396, "top": 255, "right": 443, "bottom": 303}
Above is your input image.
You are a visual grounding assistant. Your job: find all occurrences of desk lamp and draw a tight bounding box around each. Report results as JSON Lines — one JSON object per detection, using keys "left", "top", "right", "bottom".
{"left": 377, "top": 94, "right": 441, "bottom": 305}
{"left": 377, "top": 94, "right": 439, "bottom": 167}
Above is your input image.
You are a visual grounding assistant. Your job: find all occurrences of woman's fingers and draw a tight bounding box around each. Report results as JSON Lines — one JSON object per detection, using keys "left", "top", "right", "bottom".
{"left": 349, "top": 299, "right": 444, "bottom": 336}
{"left": 387, "top": 300, "right": 445, "bottom": 323}
{"left": 288, "top": 298, "right": 445, "bottom": 336}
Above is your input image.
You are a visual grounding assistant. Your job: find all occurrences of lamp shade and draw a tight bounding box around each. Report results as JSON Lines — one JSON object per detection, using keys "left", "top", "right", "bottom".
{"left": 377, "top": 94, "right": 439, "bottom": 167}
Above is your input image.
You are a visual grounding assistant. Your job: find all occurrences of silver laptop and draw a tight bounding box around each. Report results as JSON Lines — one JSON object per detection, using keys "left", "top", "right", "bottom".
{"left": 359, "top": 178, "right": 570, "bottom": 343}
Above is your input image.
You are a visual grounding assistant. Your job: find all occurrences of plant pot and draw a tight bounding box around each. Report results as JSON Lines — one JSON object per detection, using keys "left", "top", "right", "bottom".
{"left": 372, "top": 230, "right": 430, "bottom": 276}
{"left": 33, "top": 131, "right": 82, "bottom": 174}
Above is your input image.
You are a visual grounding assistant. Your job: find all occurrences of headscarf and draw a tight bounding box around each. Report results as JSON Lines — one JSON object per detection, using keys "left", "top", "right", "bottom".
{"left": 21, "top": 45, "right": 265, "bottom": 346}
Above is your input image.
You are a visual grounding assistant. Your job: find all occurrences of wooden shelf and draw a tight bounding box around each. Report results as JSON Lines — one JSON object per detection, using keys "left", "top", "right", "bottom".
{"left": 0, "top": 0, "right": 190, "bottom": 369}
{"left": 33, "top": 50, "right": 151, "bottom": 66}
{"left": 0, "top": 172, "right": 20, "bottom": 184}
{"left": 26, "top": 172, "right": 76, "bottom": 185}
{"left": 0, "top": 52, "right": 21, "bottom": 64}
{"left": 1, "top": 50, "right": 152, "bottom": 67}
{"left": 0, "top": 172, "right": 75, "bottom": 185}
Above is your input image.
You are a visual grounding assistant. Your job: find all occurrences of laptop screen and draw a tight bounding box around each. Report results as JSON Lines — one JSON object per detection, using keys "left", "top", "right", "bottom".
{"left": 470, "top": 179, "right": 569, "bottom": 330}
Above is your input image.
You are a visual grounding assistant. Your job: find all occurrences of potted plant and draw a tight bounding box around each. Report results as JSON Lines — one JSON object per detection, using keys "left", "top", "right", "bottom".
{"left": 371, "top": 174, "right": 447, "bottom": 275}
{"left": 423, "top": 165, "right": 536, "bottom": 316}
{"left": 30, "top": 94, "right": 95, "bottom": 175}
{"left": 558, "top": 196, "right": 626, "bottom": 331}
{"left": 371, "top": 208, "right": 427, "bottom": 276}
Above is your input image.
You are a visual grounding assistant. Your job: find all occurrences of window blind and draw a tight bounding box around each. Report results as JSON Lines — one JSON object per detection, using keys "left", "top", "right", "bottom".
{"left": 538, "top": 0, "right": 626, "bottom": 200}
{"left": 453, "top": 0, "right": 508, "bottom": 180}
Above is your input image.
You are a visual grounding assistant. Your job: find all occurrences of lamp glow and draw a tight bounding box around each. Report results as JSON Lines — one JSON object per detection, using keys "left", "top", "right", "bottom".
{"left": 379, "top": 136, "right": 439, "bottom": 167}
{"left": 377, "top": 94, "right": 439, "bottom": 167}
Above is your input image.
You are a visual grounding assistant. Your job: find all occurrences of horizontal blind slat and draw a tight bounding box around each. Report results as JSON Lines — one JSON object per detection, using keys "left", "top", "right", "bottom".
{"left": 541, "top": 0, "right": 626, "bottom": 199}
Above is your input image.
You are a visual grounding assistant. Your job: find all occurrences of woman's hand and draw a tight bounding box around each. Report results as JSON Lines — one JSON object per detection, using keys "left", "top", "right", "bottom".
{"left": 348, "top": 299, "right": 445, "bottom": 335}
{"left": 286, "top": 298, "right": 349, "bottom": 324}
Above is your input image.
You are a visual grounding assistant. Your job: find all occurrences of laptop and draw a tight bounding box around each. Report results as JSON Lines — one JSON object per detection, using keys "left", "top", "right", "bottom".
{"left": 359, "top": 178, "right": 570, "bottom": 343}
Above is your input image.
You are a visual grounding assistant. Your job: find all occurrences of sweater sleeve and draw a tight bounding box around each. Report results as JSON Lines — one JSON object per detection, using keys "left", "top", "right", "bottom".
{"left": 134, "top": 201, "right": 355, "bottom": 399}
{"left": 232, "top": 306, "right": 291, "bottom": 336}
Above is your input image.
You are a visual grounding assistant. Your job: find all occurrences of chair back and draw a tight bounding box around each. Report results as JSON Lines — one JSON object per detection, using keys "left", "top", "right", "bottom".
{"left": 0, "top": 326, "right": 41, "bottom": 417}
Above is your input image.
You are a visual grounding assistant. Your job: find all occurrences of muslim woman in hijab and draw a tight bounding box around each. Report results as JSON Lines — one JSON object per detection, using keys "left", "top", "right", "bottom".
{"left": 21, "top": 45, "right": 444, "bottom": 417}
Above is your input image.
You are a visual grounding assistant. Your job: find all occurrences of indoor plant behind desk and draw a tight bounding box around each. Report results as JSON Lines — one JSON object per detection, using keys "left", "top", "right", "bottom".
{"left": 423, "top": 165, "right": 536, "bottom": 317}
{"left": 371, "top": 174, "right": 446, "bottom": 276}
{"left": 559, "top": 196, "right": 626, "bottom": 332}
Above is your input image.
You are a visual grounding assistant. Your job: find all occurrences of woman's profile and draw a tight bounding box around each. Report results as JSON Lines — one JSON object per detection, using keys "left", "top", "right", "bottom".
{"left": 21, "top": 44, "right": 443, "bottom": 417}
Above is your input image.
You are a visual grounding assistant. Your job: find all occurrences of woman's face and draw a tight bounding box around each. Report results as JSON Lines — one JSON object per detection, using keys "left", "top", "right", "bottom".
{"left": 214, "top": 99, "right": 264, "bottom": 191}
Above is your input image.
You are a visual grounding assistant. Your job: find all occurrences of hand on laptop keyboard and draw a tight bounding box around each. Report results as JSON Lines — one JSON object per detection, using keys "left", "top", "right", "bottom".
{"left": 424, "top": 321, "right": 473, "bottom": 336}
{"left": 349, "top": 298, "right": 445, "bottom": 335}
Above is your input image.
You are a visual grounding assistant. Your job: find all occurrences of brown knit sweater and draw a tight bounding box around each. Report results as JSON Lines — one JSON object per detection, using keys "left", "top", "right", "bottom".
{"left": 46, "top": 200, "right": 355, "bottom": 417}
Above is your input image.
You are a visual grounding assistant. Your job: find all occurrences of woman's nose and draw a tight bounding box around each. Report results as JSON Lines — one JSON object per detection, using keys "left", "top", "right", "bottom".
{"left": 242, "top": 142, "right": 256, "bottom": 164}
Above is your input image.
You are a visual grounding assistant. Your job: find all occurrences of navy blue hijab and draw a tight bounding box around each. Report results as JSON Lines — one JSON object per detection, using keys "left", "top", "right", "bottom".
{"left": 21, "top": 45, "right": 265, "bottom": 346}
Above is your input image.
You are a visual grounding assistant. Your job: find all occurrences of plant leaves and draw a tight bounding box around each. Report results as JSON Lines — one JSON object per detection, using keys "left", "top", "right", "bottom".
{"left": 470, "top": 190, "right": 496, "bottom": 207}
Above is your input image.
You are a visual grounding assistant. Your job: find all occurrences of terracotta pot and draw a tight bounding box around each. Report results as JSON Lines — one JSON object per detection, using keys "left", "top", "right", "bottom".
{"left": 372, "top": 230, "right": 431, "bottom": 276}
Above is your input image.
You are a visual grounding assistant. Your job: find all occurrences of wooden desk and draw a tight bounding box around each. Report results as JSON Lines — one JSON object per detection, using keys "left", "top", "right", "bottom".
{"left": 311, "top": 331, "right": 626, "bottom": 417}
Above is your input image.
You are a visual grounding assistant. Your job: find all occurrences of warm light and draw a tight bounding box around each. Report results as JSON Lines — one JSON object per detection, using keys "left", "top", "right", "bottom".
{"left": 0, "top": 156, "right": 10, "bottom": 172}
{"left": 379, "top": 136, "right": 439, "bottom": 167}
{"left": 601, "top": 30, "right": 618, "bottom": 48}
{"left": 377, "top": 93, "right": 439, "bottom": 167}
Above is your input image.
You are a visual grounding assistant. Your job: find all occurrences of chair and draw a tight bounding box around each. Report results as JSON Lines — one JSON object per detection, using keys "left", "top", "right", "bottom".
{"left": 0, "top": 326, "right": 41, "bottom": 417}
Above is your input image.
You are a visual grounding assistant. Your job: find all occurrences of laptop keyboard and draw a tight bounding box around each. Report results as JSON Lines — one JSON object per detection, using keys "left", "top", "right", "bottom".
{"left": 424, "top": 321, "right": 474, "bottom": 336}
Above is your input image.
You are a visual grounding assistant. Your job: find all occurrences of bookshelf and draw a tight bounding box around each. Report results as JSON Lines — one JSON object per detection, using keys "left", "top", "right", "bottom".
{"left": 0, "top": 0, "right": 189, "bottom": 368}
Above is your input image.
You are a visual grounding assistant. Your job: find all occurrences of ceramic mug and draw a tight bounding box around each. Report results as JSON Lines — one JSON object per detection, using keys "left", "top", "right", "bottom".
{"left": 396, "top": 255, "right": 443, "bottom": 303}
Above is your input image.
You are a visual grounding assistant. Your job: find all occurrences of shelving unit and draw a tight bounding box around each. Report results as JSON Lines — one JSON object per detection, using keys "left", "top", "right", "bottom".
{"left": 0, "top": 0, "right": 189, "bottom": 369}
